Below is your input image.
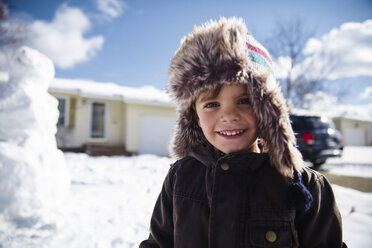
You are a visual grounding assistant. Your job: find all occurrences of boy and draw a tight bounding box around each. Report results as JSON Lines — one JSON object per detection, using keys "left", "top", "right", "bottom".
{"left": 140, "top": 17, "right": 346, "bottom": 248}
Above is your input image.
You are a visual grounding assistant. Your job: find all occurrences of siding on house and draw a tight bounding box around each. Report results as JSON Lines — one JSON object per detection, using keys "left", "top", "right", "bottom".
{"left": 333, "top": 117, "right": 372, "bottom": 146}
{"left": 48, "top": 78, "right": 176, "bottom": 155}
{"left": 53, "top": 93, "right": 126, "bottom": 148}
{"left": 124, "top": 102, "right": 176, "bottom": 154}
{"left": 106, "top": 99, "right": 125, "bottom": 145}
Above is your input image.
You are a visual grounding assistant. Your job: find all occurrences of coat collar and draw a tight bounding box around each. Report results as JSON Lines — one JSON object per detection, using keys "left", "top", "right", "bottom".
{"left": 189, "top": 144, "right": 270, "bottom": 172}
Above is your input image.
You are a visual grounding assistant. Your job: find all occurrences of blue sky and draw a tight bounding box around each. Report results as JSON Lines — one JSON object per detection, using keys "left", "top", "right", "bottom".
{"left": 9, "top": 0, "right": 372, "bottom": 104}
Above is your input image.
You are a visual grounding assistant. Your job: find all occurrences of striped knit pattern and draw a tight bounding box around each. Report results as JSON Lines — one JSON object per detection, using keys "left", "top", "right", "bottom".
{"left": 246, "top": 34, "right": 274, "bottom": 76}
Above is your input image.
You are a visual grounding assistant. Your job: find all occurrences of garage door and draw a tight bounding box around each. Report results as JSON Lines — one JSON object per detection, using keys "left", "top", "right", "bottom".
{"left": 139, "top": 115, "right": 176, "bottom": 156}
{"left": 344, "top": 128, "right": 366, "bottom": 146}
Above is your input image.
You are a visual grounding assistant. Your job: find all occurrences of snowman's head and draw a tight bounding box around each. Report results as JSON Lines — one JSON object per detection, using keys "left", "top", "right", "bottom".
{"left": 10, "top": 46, "right": 55, "bottom": 82}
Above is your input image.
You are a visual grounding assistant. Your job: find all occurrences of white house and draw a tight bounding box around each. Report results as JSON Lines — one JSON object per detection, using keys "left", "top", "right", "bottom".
{"left": 333, "top": 116, "right": 372, "bottom": 146}
{"left": 49, "top": 78, "right": 176, "bottom": 156}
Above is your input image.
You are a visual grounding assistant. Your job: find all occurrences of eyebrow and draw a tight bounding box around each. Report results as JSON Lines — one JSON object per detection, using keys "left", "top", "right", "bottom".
{"left": 197, "top": 92, "right": 249, "bottom": 103}
{"left": 198, "top": 93, "right": 216, "bottom": 103}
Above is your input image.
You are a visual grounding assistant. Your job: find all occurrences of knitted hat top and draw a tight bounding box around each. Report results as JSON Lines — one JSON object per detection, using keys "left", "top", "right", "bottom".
{"left": 167, "top": 17, "right": 304, "bottom": 178}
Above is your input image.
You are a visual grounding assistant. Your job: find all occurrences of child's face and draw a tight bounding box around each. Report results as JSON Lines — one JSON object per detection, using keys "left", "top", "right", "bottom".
{"left": 195, "top": 84, "right": 259, "bottom": 154}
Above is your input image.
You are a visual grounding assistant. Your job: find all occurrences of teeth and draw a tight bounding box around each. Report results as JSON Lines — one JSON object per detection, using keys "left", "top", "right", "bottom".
{"left": 219, "top": 130, "right": 244, "bottom": 136}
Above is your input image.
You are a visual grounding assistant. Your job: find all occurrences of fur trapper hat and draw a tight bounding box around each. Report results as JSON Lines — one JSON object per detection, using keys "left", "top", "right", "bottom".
{"left": 167, "top": 17, "right": 304, "bottom": 177}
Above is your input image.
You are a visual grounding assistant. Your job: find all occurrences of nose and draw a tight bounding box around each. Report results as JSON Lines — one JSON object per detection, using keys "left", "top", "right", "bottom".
{"left": 220, "top": 105, "right": 240, "bottom": 123}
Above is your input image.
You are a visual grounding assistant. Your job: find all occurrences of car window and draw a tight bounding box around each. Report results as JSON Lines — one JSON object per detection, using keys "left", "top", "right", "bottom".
{"left": 306, "top": 116, "right": 334, "bottom": 129}
{"left": 290, "top": 115, "right": 335, "bottom": 130}
{"left": 290, "top": 116, "right": 305, "bottom": 130}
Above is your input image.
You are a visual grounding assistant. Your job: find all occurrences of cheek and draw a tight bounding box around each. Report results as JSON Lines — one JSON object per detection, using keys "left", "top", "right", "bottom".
{"left": 247, "top": 108, "right": 258, "bottom": 125}
{"left": 252, "top": 114, "right": 258, "bottom": 126}
{"left": 197, "top": 113, "right": 212, "bottom": 132}
{"left": 198, "top": 117, "right": 206, "bottom": 130}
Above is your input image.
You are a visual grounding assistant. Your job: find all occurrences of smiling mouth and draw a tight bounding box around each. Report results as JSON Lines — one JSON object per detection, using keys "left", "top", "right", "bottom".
{"left": 217, "top": 129, "right": 246, "bottom": 137}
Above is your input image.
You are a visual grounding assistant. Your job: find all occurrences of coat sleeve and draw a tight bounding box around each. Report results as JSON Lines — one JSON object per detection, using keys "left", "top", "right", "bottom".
{"left": 295, "top": 169, "right": 347, "bottom": 248}
{"left": 139, "top": 166, "right": 175, "bottom": 248}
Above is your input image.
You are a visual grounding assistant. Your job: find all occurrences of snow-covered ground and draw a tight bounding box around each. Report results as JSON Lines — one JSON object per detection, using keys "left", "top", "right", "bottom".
{"left": 322, "top": 146, "right": 372, "bottom": 178}
{"left": 0, "top": 146, "right": 371, "bottom": 248}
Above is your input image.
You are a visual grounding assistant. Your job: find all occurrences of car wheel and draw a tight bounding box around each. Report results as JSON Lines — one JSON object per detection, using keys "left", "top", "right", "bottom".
{"left": 311, "top": 158, "right": 326, "bottom": 169}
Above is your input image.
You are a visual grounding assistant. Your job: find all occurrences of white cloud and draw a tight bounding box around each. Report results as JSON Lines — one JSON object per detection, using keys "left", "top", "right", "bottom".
{"left": 360, "top": 86, "right": 372, "bottom": 99}
{"left": 303, "top": 20, "right": 372, "bottom": 80}
{"left": 273, "top": 56, "right": 291, "bottom": 79}
{"left": 96, "top": 0, "right": 128, "bottom": 19}
{"left": 28, "top": 4, "right": 104, "bottom": 69}
{"left": 302, "top": 91, "right": 338, "bottom": 111}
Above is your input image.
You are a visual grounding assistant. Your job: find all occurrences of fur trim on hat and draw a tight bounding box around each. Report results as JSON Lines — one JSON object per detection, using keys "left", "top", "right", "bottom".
{"left": 167, "top": 17, "right": 304, "bottom": 177}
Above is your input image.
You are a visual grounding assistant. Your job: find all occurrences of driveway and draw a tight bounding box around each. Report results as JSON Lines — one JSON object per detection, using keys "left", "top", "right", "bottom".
{"left": 319, "top": 171, "right": 372, "bottom": 193}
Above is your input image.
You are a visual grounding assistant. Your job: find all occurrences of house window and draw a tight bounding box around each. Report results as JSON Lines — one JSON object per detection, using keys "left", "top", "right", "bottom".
{"left": 91, "top": 102, "right": 105, "bottom": 138}
{"left": 57, "top": 98, "right": 67, "bottom": 126}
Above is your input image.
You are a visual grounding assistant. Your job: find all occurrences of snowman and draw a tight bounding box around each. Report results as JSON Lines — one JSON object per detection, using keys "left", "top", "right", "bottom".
{"left": 0, "top": 47, "right": 70, "bottom": 226}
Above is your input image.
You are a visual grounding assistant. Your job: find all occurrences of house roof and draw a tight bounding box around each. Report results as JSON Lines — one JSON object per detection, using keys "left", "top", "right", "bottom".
{"left": 49, "top": 78, "right": 174, "bottom": 107}
{"left": 292, "top": 105, "right": 372, "bottom": 123}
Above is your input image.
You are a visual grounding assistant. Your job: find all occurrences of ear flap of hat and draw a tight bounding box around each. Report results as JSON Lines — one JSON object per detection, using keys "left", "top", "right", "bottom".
{"left": 169, "top": 106, "right": 209, "bottom": 159}
{"left": 247, "top": 74, "right": 304, "bottom": 177}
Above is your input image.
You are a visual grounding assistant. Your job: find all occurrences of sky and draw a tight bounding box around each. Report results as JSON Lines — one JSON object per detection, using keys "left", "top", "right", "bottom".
{"left": 7, "top": 0, "right": 372, "bottom": 104}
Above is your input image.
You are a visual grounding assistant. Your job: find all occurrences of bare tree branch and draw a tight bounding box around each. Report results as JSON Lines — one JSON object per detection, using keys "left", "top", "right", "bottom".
{"left": 0, "top": 0, "right": 29, "bottom": 71}
{"left": 263, "top": 17, "right": 338, "bottom": 108}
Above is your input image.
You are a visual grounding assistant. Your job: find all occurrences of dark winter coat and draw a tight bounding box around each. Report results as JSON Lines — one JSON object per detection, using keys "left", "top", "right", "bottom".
{"left": 139, "top": 146, "right": 346, "bottom": 248}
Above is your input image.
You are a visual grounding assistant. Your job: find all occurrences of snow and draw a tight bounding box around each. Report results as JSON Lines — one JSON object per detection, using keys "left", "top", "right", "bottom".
{"left": 0, "top": 147, "right": 370, "bottom": 247}
{"left": 0, "top": 47, "right": 69, "bottom": 224}
{"left": 0, "top": 154, "right": 173, "bottom": 248}
{"left": 49, "top": 78, "right": 173, "bottom": 106}
{"left": 323, "top": 146, "right": 372, "bottom": 178}
{"left": 333, "top": 185, "right": 372, "bottom": 248}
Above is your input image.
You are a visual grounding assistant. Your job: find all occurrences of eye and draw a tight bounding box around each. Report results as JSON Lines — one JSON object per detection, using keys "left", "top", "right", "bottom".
{"left": 204, "top": 102, "right": 219, "bottom": 108}
{"left": 238, "top": 97, "right": 250, "bottom": 105}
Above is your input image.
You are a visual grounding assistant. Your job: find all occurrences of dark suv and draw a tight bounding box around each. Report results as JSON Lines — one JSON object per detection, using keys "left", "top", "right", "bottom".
{"left": 290, "top": 114, "right": 343, "bottom": 168}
